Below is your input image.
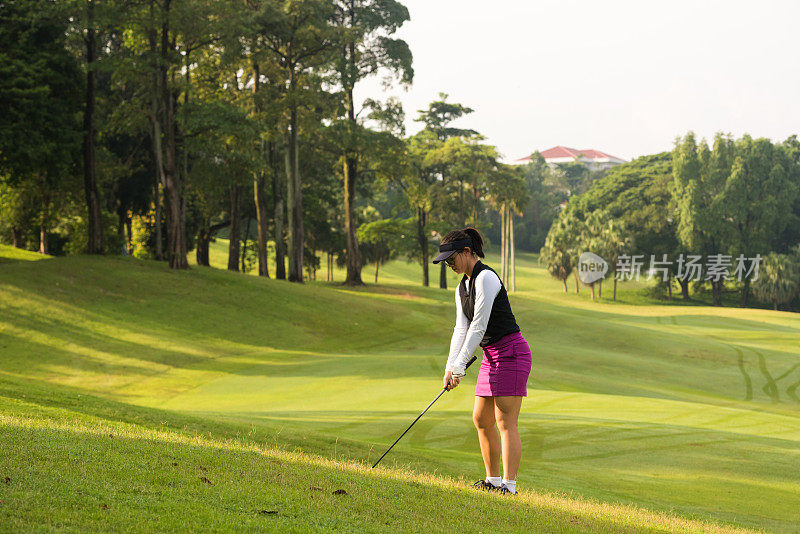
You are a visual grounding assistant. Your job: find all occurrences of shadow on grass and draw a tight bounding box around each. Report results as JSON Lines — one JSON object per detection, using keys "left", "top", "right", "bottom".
{"left": 3, "top": 255, "right": 800, "bottom": 412}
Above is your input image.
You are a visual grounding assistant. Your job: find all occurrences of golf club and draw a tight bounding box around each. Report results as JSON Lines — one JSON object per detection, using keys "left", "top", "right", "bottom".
{"left": 371, "top": 355, "right": 478, "bottom": 469}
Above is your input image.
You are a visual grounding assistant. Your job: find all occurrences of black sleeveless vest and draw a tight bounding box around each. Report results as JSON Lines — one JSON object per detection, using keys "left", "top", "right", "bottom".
{"left": 459, "top": 260, "right": 520, "bottom": 347}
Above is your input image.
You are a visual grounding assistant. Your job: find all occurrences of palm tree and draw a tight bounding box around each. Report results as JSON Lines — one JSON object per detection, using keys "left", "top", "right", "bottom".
{"left": 487, "top": 166, "right": 528, "bottom": 291}
{"left": 579, "top": 209, "right": 631, "bottom": 301}
{"left": 540, "top": 213, "right": 581, "bottom": 293}
{"left": 751, "top": 253, "right": 800, "bottom": 310}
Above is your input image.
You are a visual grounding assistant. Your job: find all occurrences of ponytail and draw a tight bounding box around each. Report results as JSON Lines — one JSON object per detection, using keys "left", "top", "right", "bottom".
{"left": 462, "top": 227, "right": 485, "bottom": 258}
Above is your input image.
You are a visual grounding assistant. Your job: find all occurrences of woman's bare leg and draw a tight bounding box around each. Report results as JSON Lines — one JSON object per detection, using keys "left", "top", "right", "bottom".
{"left": 494, "top": 395, "right": 523, "bottom": 480}
{"left": 472, "top": 395, "right": 501, "bottom": 478}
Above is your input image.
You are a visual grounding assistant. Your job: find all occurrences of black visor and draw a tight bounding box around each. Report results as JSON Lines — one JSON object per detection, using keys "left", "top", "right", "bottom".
{"left": 432, "top": 238, "right": 473, "bottom": 264}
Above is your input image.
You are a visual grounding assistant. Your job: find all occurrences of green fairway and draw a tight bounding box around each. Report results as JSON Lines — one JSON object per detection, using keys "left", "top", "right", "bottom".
{"left": 1, "top": 243, "right": 797, "bottom": 532}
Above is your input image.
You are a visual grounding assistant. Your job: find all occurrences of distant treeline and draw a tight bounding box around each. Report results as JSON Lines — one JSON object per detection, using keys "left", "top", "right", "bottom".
{"left": 541, "top": 134, "right": 800, "bottom": 311}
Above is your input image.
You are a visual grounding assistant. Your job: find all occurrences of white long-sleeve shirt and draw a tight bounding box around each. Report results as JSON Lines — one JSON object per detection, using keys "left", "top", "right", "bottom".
{"left": 446, "top": 269, "right": 502, "bottom": 376}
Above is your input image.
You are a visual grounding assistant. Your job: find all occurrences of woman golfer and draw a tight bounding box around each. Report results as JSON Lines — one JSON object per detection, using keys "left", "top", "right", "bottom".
{"left": 433, "top": 227, "right": 532, "bottom": 496}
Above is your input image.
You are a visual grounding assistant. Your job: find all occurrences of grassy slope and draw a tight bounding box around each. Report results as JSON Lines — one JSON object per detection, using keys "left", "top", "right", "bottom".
{"left": 1, "top": 243, "right": 798, "bottom": 532}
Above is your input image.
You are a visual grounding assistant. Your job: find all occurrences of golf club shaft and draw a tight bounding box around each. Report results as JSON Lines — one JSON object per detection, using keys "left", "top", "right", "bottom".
{"left": 371, "top": 355, "right": 477, "bottom": 469}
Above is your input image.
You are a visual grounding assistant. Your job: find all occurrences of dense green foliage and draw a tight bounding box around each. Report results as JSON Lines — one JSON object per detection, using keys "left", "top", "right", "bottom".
{"left": 542, "top": 138, "right": 800, "bottom": 310}
{"left": 0, "top": 0, "right": 554, "bottom": 286}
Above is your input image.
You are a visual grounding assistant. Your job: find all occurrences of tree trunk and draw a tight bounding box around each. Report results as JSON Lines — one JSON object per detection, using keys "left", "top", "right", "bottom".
{"left": 39, "top": 186, "right": 48, "bottom": 255}
{"left": 472, "top": 178, "right": 479, "bottom": 222}
{"left": 270, "top": 141, "right": 286, "bottom": 280}
{"left": 679, "top": 276, "right": 690, "bottom": 300}
{"left": 39, "top": 221, "right": 47, "bottom": 255}
{"left": 285, "top": 96, "right": 303, "bottom": 282}
{"left": 254, "top": 175, "right": 270, "bottom": 277}
{"left": 160, "top": 1, "right": 187, "bottom": 269}
{"left": 148, "top": 0, "right": 164, "bottom": 261}
{"left": 154, "top": 184, "right": 163, "bottom": 261}
{"left": 575, "top": 271, "right": 580, "bottom": 293}
{"left": 417, "top": 206, "right": 428, "bottom": 286}
{"left": 117, "top": 208, "right": 124, "bottom": 240}
{"left": 591, "top": 282, "right": 595, "bottom": 300}
{"left": 196, "top": 226, "right": 210, "bottom": 266}
{"left": 285, "top": 129, "right": 296, "bottom": 280}
{"left": 375, "top": 258, "right": 379, "bottom": 283}
{"left": 342, "top": 23, "right": 363, "bottom": 286}
{"left": 181, "top": 49, "right": 192, "bottom": 266}
{"left": 117, "top": 206, "right": 125, "bottom": 253}
{"left": 562, "top": 279, "right": 568, "bottom": 293}
{"left": 343, "top": 90, "right": 364, "bottom": 286}
{"left": 251, "top": 59, "right": 270, "bottom": 278}
{"left": 459, "top": 178, "right": 465, "bottom": 224}
{"left": 83, "top": 0, "right": 104, "bottom": 255}
{"left": 613, "top": 277, "right": 617, "bottom": 301}
{"left": 504, "top": 204, "right": 511, "bottom": 286}
{"left": 712, "top": 280, "right": 722, "bottom": 306}
{"left": 500, "top": 204, "right": 506, "bottom": 285}
{"left": 125, "top": 216, "right": 132, "bottom": 254}
{"left": 241, "top": 214, "right": 252, "bottom": 272}
{"left": 39, "top": 216, "right": 47, "bottom": 254}
{"left": 667, "top": 271, "right": 672, "bottom": 300}
{"left": 510, "top": 210, "right": 516, "bottom": 292}
{"left": 740, "top": 278, "right": 750, "bottom": 307}
{"left": 439, "top": 261, "right": 447, "bottom": 289}
{"left": 11, "top": 226, "right": 22, "bottom": 248}
{"left": 343, "top": 153, "right": 363, "bottom": 285}
{"left": 598, "top": 279, "right": 602, "bottom": 299}
{"left": 228, "top": 185, "right": 240, "bottom": 272}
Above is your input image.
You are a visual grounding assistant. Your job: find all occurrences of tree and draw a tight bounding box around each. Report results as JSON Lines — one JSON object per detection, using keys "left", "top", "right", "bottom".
{"left": 399, "top": 130, "right": 443, "bottom": 286}
{"left": 414, "top": 93, "right": 481, "bottom": 288}
{"left": 751, "top": 252, "right": 800, "bottom": 310}
{"left": 0, "top": 0, "right": 83, "bottom": 254}
{"left": 415, "top": 92, "right": 477, "bottom": 140}
{"left": 515, "top": 152, "right": 563, "bottom": 252}
{"left": 64, "top": 0, "right": 120, "bottom": 254}
{"left": 260, "top": 0, "right": 337, "bottom": 282}
{"left": 329, "top": 0, "right": 412, "bottom": 286}
{"left": 299, "top": 119, "right": 347, "bottom": 282}
{"left": 567, "top": 154, "right": 670, "bottom": 299}
{"left": 122, "top": 0, "right": 236, "bottom": 268}
{"left": 721, "top": 136, "right": 799, "bottom": 306}
{"left": 539, "top": 213, "right": 577, "bottom": 293}
{"left": 672, "top": 133, "right": 730, "bottom": 305}
{"left": 0, "top": 181, "right": 37, "bottom": 249}
{"left": 237, "top": 2, "right": 292, "bottom": 279}
{"left": 357, "top": 217, "right": 403, "bottom": 283}
{"left": 577, "top": 209, "right": 630, "bottom": 300}
{"left": 486, "top": 163, "right": 528, "bottom": 291}
{"left": 778, "top": 136, "right": 800, "bottom": 252}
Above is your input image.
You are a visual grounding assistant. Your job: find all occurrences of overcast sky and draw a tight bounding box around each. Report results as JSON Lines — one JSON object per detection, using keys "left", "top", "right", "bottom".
{"left": 355, "top": 0, "right": 800, "bottom": 163}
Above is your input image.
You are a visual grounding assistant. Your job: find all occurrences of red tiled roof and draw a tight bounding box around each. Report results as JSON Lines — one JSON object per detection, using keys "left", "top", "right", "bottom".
{"left": 540, "top": 146, "right": 582, "bottom": 159}
{"left": 576, "top": 149, "right": 618, "bottom": 159}
{"left": 516, "top": 146, "right": 624, "bottom": 163}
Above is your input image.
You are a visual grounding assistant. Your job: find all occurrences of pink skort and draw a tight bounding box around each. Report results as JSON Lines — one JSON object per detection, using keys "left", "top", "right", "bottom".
{"left": 475, "top": 331, "right": 532, "bottom": 397}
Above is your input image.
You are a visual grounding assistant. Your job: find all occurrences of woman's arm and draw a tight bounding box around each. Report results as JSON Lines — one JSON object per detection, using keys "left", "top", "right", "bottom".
{"left": 445, "top": 286, "right": 469, "bottom": 372}
{"left": 448, "top": 270, "right": 502, "bottom": 376}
